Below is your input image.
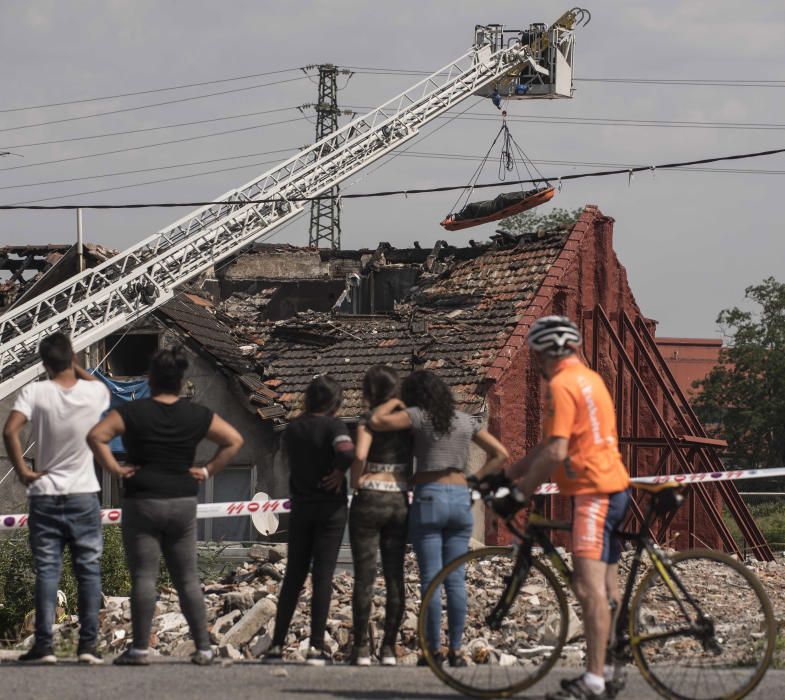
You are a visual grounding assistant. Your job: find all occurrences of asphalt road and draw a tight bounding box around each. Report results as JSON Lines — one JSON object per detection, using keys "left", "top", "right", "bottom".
{"left": 1, "top": 662, "right": 783, "bottom": 700}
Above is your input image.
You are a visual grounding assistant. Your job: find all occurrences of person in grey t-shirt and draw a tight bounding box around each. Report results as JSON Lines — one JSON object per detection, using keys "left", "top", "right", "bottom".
{"left": 368, "top": 370, "right": 508, "bottom": 666}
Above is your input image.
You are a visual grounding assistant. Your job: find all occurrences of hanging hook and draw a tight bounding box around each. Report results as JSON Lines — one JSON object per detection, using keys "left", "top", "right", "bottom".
{"left": 628, "top": 169, "right": 634, "bottom": 187}
{"left": 557, "top": 177, "right": 563, "bottom": 192}
{"left": 650, "top": 165, "right": 656, "bottom": 179}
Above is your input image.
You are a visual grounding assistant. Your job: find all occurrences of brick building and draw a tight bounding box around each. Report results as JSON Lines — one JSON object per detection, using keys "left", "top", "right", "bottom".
{"left": 656, "top": 337, "right": 722, "bottom": 398}
{"left": 206, "top": 205, "right": 762, "bottom": 553}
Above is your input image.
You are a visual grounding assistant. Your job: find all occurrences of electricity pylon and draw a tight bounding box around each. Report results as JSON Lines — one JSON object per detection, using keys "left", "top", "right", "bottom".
{"left": 303, "top": 64, "right": 353, "bottom": 249}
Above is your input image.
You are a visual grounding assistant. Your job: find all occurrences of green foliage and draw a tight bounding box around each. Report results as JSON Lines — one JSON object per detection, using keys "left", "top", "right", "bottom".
{"left": 0, "top": 526, "right": 234, "bottom": 642}
{"left": 0, "top": 532, "right": 36, "bottom": 642}
{"left": 0, "top": 528, "right": 131, "bottom": 642}
{"left": 196, "top": 542, "right": 232, "bottom": 583}
{"left": 693, "top": 277, "right": 785, "bottom": 476}
{"left": 724, "top": 501, "right": 785, "bottom": 555}
{"left": 497, "top": 206, "right": 583, "bottom": 235}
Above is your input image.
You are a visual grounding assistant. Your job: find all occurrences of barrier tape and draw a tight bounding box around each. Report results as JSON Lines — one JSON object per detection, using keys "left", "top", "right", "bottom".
{"left": 3, "top": 467, "right": 785, "bottom": 531}
{"left": 0, "top": 497, "right": 292, "bottom": 531}
{"left": 533, "top": 466, "right": 785, "bottom": 495}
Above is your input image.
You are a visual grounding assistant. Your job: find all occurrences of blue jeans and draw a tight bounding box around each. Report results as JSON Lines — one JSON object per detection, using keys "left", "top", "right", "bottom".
{"left": 28, "top": 493, "right": 103, "bottom": 649}
{"left": 409, "top": 483, "right": 473, "bottom": 652}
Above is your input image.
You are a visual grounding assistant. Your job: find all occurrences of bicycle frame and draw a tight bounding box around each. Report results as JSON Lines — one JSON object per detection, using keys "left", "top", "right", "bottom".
{"left": 486, "top": 493, "right": 715, "bottom": 652}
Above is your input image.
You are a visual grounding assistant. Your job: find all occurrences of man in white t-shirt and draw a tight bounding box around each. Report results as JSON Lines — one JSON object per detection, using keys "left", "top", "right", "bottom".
{"left": 3, "top": 332, "right": 110, "bottom": 664}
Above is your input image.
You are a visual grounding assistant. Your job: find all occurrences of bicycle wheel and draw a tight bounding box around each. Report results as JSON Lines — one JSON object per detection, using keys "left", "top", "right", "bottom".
{"left": 418, "top": 546, "right": 570, "bottom": 699}
{"left": 629, "top": 549, "right": 775, "bottom": 700}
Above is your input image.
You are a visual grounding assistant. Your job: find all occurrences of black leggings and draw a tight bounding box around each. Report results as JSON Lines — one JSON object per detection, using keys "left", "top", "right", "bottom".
{"left": 121, "top": 497, "right": 210, "bottom": 651}
{"left": 272, "top": 500, "right": 347, "bottom": 650}
{"left": 349, "top": 490, "right": 408, "bottom": 648}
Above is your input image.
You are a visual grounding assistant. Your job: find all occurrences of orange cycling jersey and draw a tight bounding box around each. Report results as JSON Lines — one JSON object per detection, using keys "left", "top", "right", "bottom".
{"left": 543, "top": 356, "right": 630, "bottom": 496}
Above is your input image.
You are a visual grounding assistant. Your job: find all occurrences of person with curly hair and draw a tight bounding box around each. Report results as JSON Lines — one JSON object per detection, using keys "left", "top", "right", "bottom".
{"left": 369, "top": 369, "right": 509, "bottom": 666}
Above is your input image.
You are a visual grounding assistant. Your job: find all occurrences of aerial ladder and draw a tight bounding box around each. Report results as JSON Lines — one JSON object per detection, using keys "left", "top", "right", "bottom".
{"left": 0, "top": 12, "right": 588, "bottom": 399}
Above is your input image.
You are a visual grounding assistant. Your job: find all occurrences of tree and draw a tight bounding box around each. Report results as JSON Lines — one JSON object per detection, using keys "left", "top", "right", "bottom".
{"left": 693, "top": 277, "right": 785, "bottom": 473}
{"left": 497, "top": 207, "right": 583, "bottom": 235}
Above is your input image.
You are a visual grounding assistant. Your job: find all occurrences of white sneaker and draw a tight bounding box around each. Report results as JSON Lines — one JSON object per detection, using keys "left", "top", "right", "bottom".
{"left": 380, "top": 645, "right": 397, "bottom": 666}
{"left": 305, "top": 647, "right": 332, "bottom": 666}
{"left": 351, "top": 645, "right": 371, "bottom": 666}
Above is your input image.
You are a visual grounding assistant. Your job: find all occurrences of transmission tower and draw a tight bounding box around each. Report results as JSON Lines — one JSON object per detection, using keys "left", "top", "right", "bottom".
{"left": 303, "top": 64, "right": 352, "bottom": 249}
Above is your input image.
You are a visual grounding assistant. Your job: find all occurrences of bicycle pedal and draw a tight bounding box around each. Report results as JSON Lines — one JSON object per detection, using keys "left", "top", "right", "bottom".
{"left": 605, "top": 677, "right": 626, "bottom": 699}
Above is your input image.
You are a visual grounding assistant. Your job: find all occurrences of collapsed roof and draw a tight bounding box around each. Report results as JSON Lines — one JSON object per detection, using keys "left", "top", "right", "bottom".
{"left": 162, "top": 207, "right": 594, "bottom": 421}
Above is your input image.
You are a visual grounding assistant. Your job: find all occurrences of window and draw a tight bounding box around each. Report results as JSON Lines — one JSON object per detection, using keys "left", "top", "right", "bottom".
{"left": 104, "top": 333, "right": 159, "bottom": 377}
{"left": 198, "top": 465, "right": 257, "bottom": 542}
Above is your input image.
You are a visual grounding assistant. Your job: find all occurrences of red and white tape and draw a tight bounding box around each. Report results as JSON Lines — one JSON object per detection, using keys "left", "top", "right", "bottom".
{"left": 0, "top": 497, "right": 292, "bottom": 531}
{"left": 533, "top": 466, "right": 785, "bottom": 495}
{"left": 3, "top": 467, "right": 785, "bottom": 531}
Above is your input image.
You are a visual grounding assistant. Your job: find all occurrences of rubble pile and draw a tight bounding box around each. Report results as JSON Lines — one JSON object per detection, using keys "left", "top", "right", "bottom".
{"left": 220, "top": 290, "right": 277, "bottom": 337}
{"left": 43, "top": 546, "right": 785, "bottom": 666}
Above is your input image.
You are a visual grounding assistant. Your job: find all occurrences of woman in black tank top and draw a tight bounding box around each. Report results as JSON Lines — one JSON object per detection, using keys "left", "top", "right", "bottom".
{"left": 348, "top": 365, "right": 412, "bottom": 666}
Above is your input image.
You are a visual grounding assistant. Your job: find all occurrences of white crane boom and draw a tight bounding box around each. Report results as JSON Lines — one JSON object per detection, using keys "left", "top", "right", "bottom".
{"left": 0, "top": 25, "right": 577, "bottom": 399}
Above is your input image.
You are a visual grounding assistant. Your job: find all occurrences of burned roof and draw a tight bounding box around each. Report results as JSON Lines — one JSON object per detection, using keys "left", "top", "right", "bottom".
{"left": 158, "top": 206, "right": 597, "bottom": 421}
{"left": 156, "top": 294, "right": 255, "bottom": 375}
{"left": 250, "top": 222, "right": 582, "bottom": 418}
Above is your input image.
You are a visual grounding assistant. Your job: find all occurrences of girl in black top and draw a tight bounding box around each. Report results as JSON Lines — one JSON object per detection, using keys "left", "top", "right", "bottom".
{"left": 348, "top": 365, "right": 412, "bottom": 666}
{"left": 88, "top": 347, "right": 244, "bottom": 666}
{"left": 264, "top": 375, "right": 355, "bottom": 666}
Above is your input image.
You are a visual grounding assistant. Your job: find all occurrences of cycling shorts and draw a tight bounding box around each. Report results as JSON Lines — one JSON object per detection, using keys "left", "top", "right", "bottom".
{"left": 571, "top": 489, "right": 631, "bottom": 563}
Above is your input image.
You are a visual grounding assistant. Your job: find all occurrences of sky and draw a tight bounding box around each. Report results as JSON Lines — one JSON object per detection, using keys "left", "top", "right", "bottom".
{"left": 1, "top": 0, "right": 784, "bottom": 337}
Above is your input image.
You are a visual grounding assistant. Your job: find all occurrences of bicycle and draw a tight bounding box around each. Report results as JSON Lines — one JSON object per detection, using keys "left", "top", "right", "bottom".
{"left": 417, "top": 480, "right": 776, "bottom": 700}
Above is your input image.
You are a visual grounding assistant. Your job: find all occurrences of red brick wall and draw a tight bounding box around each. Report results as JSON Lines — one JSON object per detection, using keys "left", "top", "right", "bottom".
{"left": 484, "top": 207, "right": 722, "bottom": 549}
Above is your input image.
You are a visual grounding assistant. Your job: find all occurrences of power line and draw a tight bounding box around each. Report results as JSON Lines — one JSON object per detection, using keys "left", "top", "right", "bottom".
{"left": 6, "top": 129, "right": 784, "bottom": 204}
{"left": 453, "top": 114, "right": 785, "bottom": 131}
{"left": 0, "top": 146, "right": 302, "bottom": 191}
{"left": 1, "top": 106, "right": 301, "bottom": 150}
{"left": 5, "top": 61, "right": 780, "bottom": 118}
{"left": 0, "top": 75, "right": 310, "bottom": 134}
{"left": 399, "top": 151, "right": 785, "bottom": 174}
{"left": 0, "top": 68, "right": 304, "bottom": 114}
{"left": 345, "top": 66, "right": 785, "bottom": 87}
{"left": 2, "top": 145, "right": 783, "bottom": 209}
{"left": 0, "top": 116, "right": 310, "bottom": 172}
{"left": 6, "top": 148, "right": 785, "bottom": 197}
{"left": 10, "top": 156, "right": 292, "bottom": 205}
{"left": 346, "top": 105, "right": 785, "bottom": 131}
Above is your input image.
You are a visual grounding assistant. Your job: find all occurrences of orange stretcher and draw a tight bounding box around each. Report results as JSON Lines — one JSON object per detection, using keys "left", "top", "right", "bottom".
{"left": 440, "top": 185, "right": 555, "bottom": 231}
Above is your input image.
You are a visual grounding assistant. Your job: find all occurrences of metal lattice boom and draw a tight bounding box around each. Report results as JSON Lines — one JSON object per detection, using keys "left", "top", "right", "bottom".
{"left": 0, "top": 41, "right": 543, "bottom": 399}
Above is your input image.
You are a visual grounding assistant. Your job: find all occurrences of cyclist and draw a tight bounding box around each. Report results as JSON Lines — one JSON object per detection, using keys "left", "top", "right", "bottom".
{"left": 507, "top": 315, "right": 631, "bottom": 700}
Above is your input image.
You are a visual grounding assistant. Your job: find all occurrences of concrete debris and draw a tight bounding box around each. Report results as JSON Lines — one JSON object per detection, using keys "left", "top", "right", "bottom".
{"left": 220, "top": 596, "right": 277, "bottom": 649}
{"left": 42, "top": 545, "right": 785, "bottom": 667}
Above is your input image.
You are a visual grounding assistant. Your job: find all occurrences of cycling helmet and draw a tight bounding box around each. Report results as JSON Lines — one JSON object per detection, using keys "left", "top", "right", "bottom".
{"left": 526, "top": 315, "right": 582, "bottom": 358}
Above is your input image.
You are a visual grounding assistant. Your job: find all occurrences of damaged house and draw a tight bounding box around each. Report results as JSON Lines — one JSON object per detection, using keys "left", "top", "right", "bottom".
{"left": 0, "top": 206, "right": 768, "bottom": 557}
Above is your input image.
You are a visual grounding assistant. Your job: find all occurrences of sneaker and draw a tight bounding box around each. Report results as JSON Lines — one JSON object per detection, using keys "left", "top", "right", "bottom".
{"left": 112, "top": 648, "right": 150, "bottom": 666}
{"left": 77, "top": 645, "right": 103, "bottom": 665}
{"left": 379, "top": 644, "right": 396, "bottom": 666}
{"left": 305, "top": 646, "right": 332, "bottom": 666}
{"left": 18, "top": 646, "right": 56, "bottom": 664}
{"left": 604, "top": 677, "right": 625, "bottom": 699}
{"left": 191, "top": 649, "right": 214, "bottom": 666}
{"left": 350, "top": 645, "right": 371, "bottom": 666}
{"left": 417, "top": 651, "right": 444, "bottom": 667}
{"left": 262, "top": 645, "right": 285, "bottom": 664}
{"left": 447, "top": 649, "right": 467, "bottom": 668}
{"left": 549, "top": 675, "right": 608, "bottom": 699}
